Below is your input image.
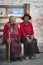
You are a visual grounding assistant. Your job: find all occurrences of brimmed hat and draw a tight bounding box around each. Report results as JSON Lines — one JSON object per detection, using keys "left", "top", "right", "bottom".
{"left": 21, "top": 13, "right": 31, "bottom": 20}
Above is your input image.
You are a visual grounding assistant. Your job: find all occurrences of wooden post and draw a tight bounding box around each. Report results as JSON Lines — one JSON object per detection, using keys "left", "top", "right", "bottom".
{"left": 24, "top": 4, "right": 30, "bottom": 14}
{"left": 8, "top": 31, "right": 10, "bottom": 62}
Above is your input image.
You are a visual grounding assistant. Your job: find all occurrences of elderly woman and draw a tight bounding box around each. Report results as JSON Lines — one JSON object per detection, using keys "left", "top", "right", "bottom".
{"left": 4, "top": 16, "right": 22, "bottom": 60}
{"left": 20, "top": 13, "right": 39, "bottom": 59}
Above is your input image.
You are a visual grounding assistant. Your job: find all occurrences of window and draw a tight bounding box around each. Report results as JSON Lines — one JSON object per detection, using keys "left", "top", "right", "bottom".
{"left": 7, "top": 8, "right": 24, "bottom": 17}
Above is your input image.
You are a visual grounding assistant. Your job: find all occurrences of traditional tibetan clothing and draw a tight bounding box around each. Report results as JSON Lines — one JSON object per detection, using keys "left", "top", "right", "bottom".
{"left": 20, "top": 22, "right": 39, "bottom": 57}
{"left": 4, "top": 22, "right": 21, "bottom": 59}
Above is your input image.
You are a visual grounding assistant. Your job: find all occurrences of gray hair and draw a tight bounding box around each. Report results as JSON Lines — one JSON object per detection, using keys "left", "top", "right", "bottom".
{"left": 9, "top": 16, "right": 14, "bottom": 21}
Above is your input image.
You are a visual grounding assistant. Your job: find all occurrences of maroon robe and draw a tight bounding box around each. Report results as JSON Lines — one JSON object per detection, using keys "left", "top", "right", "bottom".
{"left": 4, "top": 22, "right": 21, "bottom": 58}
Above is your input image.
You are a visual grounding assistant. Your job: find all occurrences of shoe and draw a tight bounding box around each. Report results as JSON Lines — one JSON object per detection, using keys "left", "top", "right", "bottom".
{"left": 26, "top": 57, "right": 29, "bottom": 60}
{"left": 14, "top": 58, "right": 18, "bottom": 61}
{"left": 29, "top": 54, "right": 36, "bottom": 59}
{"left": 11, "top": 58, "right": 18, "bottom": 61}
{"left": 24, "top": 56, "right": 29, "bottom": 60}
{"left": 31, "top": 54, "right": 36, "bottom": 59}
{"left": 34, "top": 54, "right": 36, "bottom": 58}
{"left": 17, "top": 57, "right": 23, "bottom": 61}
{"left": 29, "top": 56, "right": 32, "bottom": 59}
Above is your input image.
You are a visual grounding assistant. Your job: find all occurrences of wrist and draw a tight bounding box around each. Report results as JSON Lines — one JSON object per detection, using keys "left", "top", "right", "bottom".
{"left": 26, "top": 37, "right": 29, "bottom": 40}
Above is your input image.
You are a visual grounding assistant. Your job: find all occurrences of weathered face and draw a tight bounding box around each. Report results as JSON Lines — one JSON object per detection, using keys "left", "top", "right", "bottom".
{"left": 24, "top": 16, "right": 29, "bottom": 23}
{"left": 10, "top": 16, "right": 16, "bottom": 24}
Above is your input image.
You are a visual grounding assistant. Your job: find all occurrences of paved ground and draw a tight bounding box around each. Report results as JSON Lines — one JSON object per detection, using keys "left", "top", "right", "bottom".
{"left": 0, "top": 53, "right": 43, "bottom": 65}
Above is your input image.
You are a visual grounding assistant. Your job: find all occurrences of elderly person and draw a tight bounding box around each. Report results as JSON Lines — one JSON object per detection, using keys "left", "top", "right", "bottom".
{"left": 20, "top": 13, "right": 39, "bottom": 59}
{"left": 4, "top": 16, "right": 22, "bottom": 60}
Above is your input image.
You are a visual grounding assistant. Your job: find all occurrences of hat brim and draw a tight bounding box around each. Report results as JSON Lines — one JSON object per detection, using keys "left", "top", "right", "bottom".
{"left": 21, "top": 13, "right": 31, "bottom": 20}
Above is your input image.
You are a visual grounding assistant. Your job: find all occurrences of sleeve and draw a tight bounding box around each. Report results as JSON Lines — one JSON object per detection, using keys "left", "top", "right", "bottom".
{"left": 31, "top": 23, "right": 34, "bottom": 37}
{"left": 17, "top": 26, "right": 21, "bottom": 40}
{"left": 3, "top": 24, "right": 8, "bottom": 41}
{"left": 20, "top": 23, "right": 26, "bottom": 39}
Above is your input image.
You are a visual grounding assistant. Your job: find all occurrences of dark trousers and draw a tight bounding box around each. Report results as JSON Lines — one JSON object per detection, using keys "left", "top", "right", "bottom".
{"left": 24, "top": 40, "right": 35, "bottom": 56}
{"left": 21, "top": 37, "right": 39, "bottom": 57}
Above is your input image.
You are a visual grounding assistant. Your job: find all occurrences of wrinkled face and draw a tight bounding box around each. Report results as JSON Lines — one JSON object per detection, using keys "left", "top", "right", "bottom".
{"left": 10, "top": 16, "right": 16, "bottom": 24}
{"left": 24, "top": 16, "right": 29, "bottom": 23}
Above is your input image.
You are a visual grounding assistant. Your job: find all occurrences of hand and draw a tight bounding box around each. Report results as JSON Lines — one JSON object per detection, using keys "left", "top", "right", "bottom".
{"left": 31, "top": 36, "right": 34, "bottom": 41}
{"left": 7, "top": 39, "right": 11, "bottom": 44}
{"left": 26, "top": 37, "right": 32, "bottom": 42}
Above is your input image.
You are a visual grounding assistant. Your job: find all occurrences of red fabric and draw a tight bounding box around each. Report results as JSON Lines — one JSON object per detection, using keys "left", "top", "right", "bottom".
{"left": 4, "top": 22, "right": 21, "bottom": 54}
{"left": 10, "top": 40, "right": 21, "bottom": 54}
{"left": 4, "top": 22, "right": 9, "bottom": 41}
{"left": 20, "top": 22, "right": 34, "bottom": 39}
{"left": 4, "top": 22, "right": 21, "bottom": 41}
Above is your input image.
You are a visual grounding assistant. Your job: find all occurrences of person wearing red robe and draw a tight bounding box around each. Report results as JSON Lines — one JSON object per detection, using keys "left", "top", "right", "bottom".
{"left": 20, "top": 13, "right": 39, "bottom": 59}
{"left": 3, "top": 16, "right": 22, "bottom": 60}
